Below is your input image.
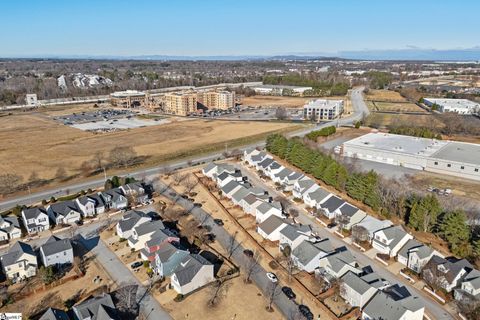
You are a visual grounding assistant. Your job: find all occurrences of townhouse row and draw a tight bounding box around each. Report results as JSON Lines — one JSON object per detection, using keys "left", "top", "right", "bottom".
{"left": 115, "top": 209, "right": 215, "bottom": 296}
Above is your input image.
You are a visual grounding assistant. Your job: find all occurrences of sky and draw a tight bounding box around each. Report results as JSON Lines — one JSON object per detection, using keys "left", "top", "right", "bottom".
{"left": 1, "top": 0, "right": 480, "bottom": 57}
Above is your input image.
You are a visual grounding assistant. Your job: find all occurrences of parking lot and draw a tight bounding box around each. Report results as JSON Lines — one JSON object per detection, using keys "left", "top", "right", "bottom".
{"left": 54, "top": 109, "right": 137, "bottom": 124}
{"left": 189, "top": 106, "right": 305, "bottom": 121}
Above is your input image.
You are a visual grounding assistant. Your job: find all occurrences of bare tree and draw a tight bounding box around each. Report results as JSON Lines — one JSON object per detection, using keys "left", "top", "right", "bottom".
{"left": 0, "top": 173, "right": 23, "bottom": 195}
{"left": 266, "top": 281, "right": 280, "bottom": 312}
{"left": 207, "top": 279, "right": 231, "bottom": 307}
{"left": 226, "top": 231, "right": 242, "bottom": 259}
{"left": 162, "top": 208, "right": 183, "bottom": 222}
{"left": 288, "top": 208, "right": 299, "bottom": 223}
{"left": 280, "top": 245, "right": 296, "bottom": 282}
{"left": 230, "top": 149, "right": 243, "bottom": 161}
{"left": 92, "top": 151, "right": 104, "bottom": 172}
{"left": 275, "top": 196, "right": 291, "bottom": 214}
{"left": 351, "top": 225, "right": 369, "bottom": 244}
{"left": 115, "top": 284, "right": 138, "bottom": 311}
{"left": 181, "top": 175, "right": 198, "bottom": 194}
{"left": 243, "top": 250, "right": 261, "bottom": 283}
{"left": 161, "top": 165, "right": 173, "bottom": 177}
{"left": 172, "top": 171, "right": 186, "bottom": 186}
{"left": 28, "top": 171, "right": 39, "bottom": 184}
{"left": 109, "top": 146, "right": 138, "bottom": 168}
{"left": 275, "top": 107, "right": 288, "bottom": 120}
{"left": 335, "top": 214, "right": 350, "bottom": 231}
{"left": 55, "top": 167, "right": 67, "bottom": 181}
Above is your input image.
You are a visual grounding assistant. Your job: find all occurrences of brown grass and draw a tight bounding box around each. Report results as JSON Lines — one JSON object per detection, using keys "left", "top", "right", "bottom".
{"left": 373, "top": 102, "right": 427, "bottom": 113}
{"left": 365, "top": 113, "right": 442, "bottom": 128}
{"left": 365, "top": 89, "right": 407, "bottom": 102}
{"left": 242, "top": 95, "right": 347, "bottom": 108}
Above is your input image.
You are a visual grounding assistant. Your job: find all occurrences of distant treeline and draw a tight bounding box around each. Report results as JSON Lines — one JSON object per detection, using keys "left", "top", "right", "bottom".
{"left": 389, "top": 126, "right": 442, "bottom": 139}
{"left": 262, "top": 74, "right": 350, "bottom": 96}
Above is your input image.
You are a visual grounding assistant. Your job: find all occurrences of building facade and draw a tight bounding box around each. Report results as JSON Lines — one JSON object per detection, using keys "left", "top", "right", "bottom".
{"left": 164, "top": 92, "right": 197, "bottom": 116}
{"left": 303, "top": 99, "right": 344, "bottom": 121}
{"left": 197, "top": 90, "right": 235, "bottom": 110}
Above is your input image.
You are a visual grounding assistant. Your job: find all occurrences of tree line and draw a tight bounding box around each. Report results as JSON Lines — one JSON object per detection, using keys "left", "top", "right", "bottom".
{"left": 389, "top": 125, "right": 442, "bottom": 139}
{"left": 305, "top": 126, "right": 336, "bottom": 141}
{"left": 262, "top": 74, "right": 350, "bottom": 96}
{"left": 266, "top": 134, "right": 480, "bottom": 261}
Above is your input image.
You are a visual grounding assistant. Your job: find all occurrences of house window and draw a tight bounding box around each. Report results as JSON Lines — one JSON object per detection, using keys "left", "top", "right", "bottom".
{"left": 434, "top": 162, "right": 438, "bottom": 165}
{"left": 64, "top": 251, "right": 67, "bottom": 255}
{"left": 447, "top": 164, "right": 451, "bottom": 168}
{"left": 475, "top": 168, "right": 479, "bottom": 172}
{"left": 460, "top": 166, "right": 464, "bottom": 170}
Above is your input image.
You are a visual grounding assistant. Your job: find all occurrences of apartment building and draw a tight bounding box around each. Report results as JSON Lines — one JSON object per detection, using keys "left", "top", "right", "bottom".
{"left": 303, "top": 99, "right": 344, "bottom": 121}
{"left": 197, "top": 90, "right": 235, "bottom": 110}
{"left": 164, "top": 92, "right": 197, "bottom": 116}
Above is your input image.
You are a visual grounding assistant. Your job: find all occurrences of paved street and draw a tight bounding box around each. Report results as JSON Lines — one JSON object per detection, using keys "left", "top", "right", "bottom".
{"left": 237, "top": 163, "right": 455, "bottom": 320}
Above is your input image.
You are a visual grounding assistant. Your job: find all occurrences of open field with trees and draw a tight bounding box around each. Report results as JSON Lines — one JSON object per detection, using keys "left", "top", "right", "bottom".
{"left": 0, "top": 111, "right": 302, "bottom": 196}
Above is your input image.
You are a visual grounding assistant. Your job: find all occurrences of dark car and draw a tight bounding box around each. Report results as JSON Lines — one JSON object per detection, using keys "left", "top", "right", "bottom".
{"left": 76, "top": 220, "right": 84, "bottom": 226}
{"left": 281, "top": 286, "right": 296, "bottom": 300}
{"left": 213, "top": 219, "right": 224, "bottom": 226}
{"left": 130, "top": 261, "right": 143, "bottom": 269}
{"left": 298, "top": 305, "right": 313, "bottom": 320}
{"left": 327, "top": 222, "right": 337, "bottom": 229}
{"left": 243, "top": 249, "right": 254, "bottom": 258}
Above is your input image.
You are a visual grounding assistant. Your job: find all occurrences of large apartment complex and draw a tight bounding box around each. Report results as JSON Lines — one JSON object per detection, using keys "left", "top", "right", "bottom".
{"left": 303, "top": 99, "right": 344, "bottom": 121}
{"left": 164, "top": 92, "right": 198, "bottom": 116}
{"left": 197, "top": 90, "right": 235, "bottom": 110}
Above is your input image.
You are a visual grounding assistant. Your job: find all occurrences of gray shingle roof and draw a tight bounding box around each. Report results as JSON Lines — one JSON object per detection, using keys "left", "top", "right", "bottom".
{"left": 41, "top": 236, "right": 73, "bottom": 257}
{"left": 320, "top": 195, "right": 345, "bottom": 212}
{"left": 338, "top": 203, "right": 359, "bottom": 217}
{"left": 117, "top": 210, "right": 149, "bottom": 233}
{"left": 322, "top": 248, "right": 356, "bottom": 273}
{"left": 1, "top": 241, "right": 35, "bottom": 267}
{"left": 257, "top": 215, "right": 286, "bottom": 235}
{"left": 77, "top": 196, "right": 94, "bottom": 206}
{"left": 87, "top": 193, "right": 106, "bottom": 207}
{"left": 203, "top": 162, "right": 217, "bottom": 174}
{"left": 376, "top": 225, "right": 409, "bottom": 250}
{"left": 342, "top": 271, "right": 374, "bottom": 295}
{"left": 275, "top": 168, "right": 292, "bottom": 180}
{"left": 49, "top": 200, "right": 80, "bottom": 217}
{"left": 217, "top": 171, "right": 230, "bottom": 181}
{"left": 102, "top": 188, "right": 125, "bottom": 202}
{"left": 259, "top": 158, "right": 274, "bottom": 169}
{"left": 22, "top": 207, "right": 47, "bottom": 219}
{"left": 172, "top": 254, "right": 212, "bottom": 286}
{"left": 39, "top": 308, "right": 70, "bottom": 320}
{"left": 280, "top": 224, "right": 311, "bottom": 241}
{"left": 155, "top": 242, "right": 187, "bottom": 263}
{"left": 307, "top": 188, "right": 331, "bottom": 203}
{"left": 133, "top": 220, "right": 165, "bottom": 237}
{"left": 232, "top": 187, "right": 250, "bottom": 202}
{"left": 73, "top": 293, "right": 116, "bottom": 320}
{"left": 251, "top": 152, "right": 268, "bottom": 162}
{"left": 268, "top": 161, "right": 282, "bottom": 170}
{"left": 363, "top": 287, "right": 423, "bottom": 320}
{"left": 397, "top": 239, "right": 433, "bottom": 260}
{"left": 221, "top": 180, "right": 241, "bottom": 195}
{"left": 292, "top": 239, "right": 333, "bottom": 265}
{"left": 296, "top": 178, "right": 315, "bottom": 192}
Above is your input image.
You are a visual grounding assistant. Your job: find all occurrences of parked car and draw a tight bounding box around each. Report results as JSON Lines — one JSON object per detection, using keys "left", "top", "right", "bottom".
{"left": 213, "top": 219, "right": 224, "bottom": 226}
{"left": 281, "top": 286, "right": 296, "bottom": 300}
{"left": 266, "top": 272, "right": 278, "bottom": 283}
{"left": 76, "top": 220, "right": 84, "bottom": 226}
{"left": 298, "top": 305, "right": 313, "bottom": 320}
{"left": 131, "top": 261, "right": 143, "bottom": 269}
{"left": 243, "top": 249, "right": 254, "bottom": 258}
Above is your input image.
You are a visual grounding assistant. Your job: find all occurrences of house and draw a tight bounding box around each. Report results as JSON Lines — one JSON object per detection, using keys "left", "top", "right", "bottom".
{"left": 372, "top": 225, "right": 413, "bottom": 257}
{"left": 291, "top": 239, "right": 335, "bottom": 273}
{"left": 220, "top": 180, "right": 242, "bottom": 199}
{"left": 202, "top": 162, "right": 236, "bottom": 179}
{"left": 39, "top": 308, "right": 70, "bottom": 320}
{"left": 264, "top": 161, "right": 284, "bottom": 180}
{"left": 292, "top": 178, "right": 319, "bottom": 200}
{"left": 75, "top": 196, "right": 96, "bottom": 217}
{"left": 422, "top": 256, "right": 473, "bottom": 292}
{"left": 140, "top": 231, "right": 181, "bottom": 261}
{"left": 40, "top": 236, "right": 74, "bottom": 267}
{"left": 272, "top": 167, "right": 292, "bottom": 185}
{"left": 0, "top": 216, "right": 21, "bottom": 240}
{"left": 454, "top": 268, "right": 480, "bottom": 300}
{"left": 304, "top": 188, "right": 331, "bottom": 209}
{"left": 353, "top": 216, "right": 393, "bottom": 242}
{"left": 341, "top": 271, "right": 388, "bottom": 309}
{"left": 116, "top": 210, "right": 152, "bottom": 239}
{"left": 319, "top": 195, "right": 345, "bottom": 220}
{"left": 240, "top": 194, "right": 265, "bottom": 215}
{"left": 127, "top": 220, "right": 166, "bottom": 251}
{"left": 87, "top": 193, "right": 106, "bottom": 214}
{"left": 102, "top": 187, "right": 128, "bottom": 210}
{"left": 73, "top": 293, "right": 120, "bottom": 320}
{"left": 47, "top": 201, "right": 82, "bottom": 225}
{"left": 0, "top": 241, "right": 37, "bottom": 282}
{"left": 282, "top": 171, "right": 304, "bottom": 191}
{"left": 121, "top": 182, "right": 149, "bottom": 204}
{"left": 170, "top": 254, "right": 215, "bottom": 295}
{"left": 257, "top": 215, "right": 288, "bottom": 241}
{"left": 243, "top": 149, "right": 263, "bottom": 165}
{"left": 216, "top": 171, "right": 235, "bottom": 187}
{"left": 231, "top": 186, "right": 251, "bottom": 206}
{"left": 255, "top": 201, "right": 283, "bottom": 223}
{"left": 249, "top": 152, "right": 271, "bottom": 168}
{"left": 22, "top": 207, "right": 50, "bottom": 234}
{"left": 317, "top": 247, "right": 361, "bottom": 280}
{"left": 256, "top": 157, "right": 274, "bottom": 173}
{"left": 362, "top": 285, "right": 424, "bottom": 320}
{"left": 154, "top": 242, "right": 190, "bottom": 277}
{"left": 397, "top": 239, "right": 435, "bottom": 273}
{"left": 336, "top": 204, "right": 366, "bottom": 231}
{"left": 279, "top": 224, "right": 314, "bottom": 251}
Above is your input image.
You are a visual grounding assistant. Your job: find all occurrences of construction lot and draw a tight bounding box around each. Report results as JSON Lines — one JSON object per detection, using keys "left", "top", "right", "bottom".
{"left": 0, "top": 105, "right": 301, "bottom": 190}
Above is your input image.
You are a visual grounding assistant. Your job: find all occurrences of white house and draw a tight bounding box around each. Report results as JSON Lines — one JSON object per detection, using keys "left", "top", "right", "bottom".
{"left": 279, "top": 224, "right": 314, "bottom": 252}
{"left": 127, "top": 220, "right": 166, "bottom": 251}
{"left": 292, "top": 178, "right": 319, "bottom": 200}
{"left": 0, "top": 216, "right": 21, "bottom": 240}
{"left": 336, "top": 204, "right": 367, "bottom": 231}
{"left": 216, "top": 172, "right": 235, "bottom": 187}
{"left": 87, "top": 193, "right": 106, "bottom": 214}
{"left": 220, "top": 180, "right": 242, "bottom": 199}
{"left": 22, "top": 207, "right": 50, "bottom": 234}
{"left": 116, "top": 210, "right": 152, "bottom": 239}
{"left": 303, "top": 188, "right": 331, "bottom": 209}
{"left": 291, "top": 239, "right": 335, "bottom": 273}
{"left": 231, "top": 186, "right": 251, "bottom": 207}
{"left": 372, "top": 225, "right": 413, "bottom": 257}
{"left": 341, "top": 271, "right": 388, "bottom": 309}
{"left": 170, "top": 254, "right": 215, "bottom": 295}
{"left": 454, "top": 268, "right": 480, "bottom": 300}
{"left": 272, "top": 167, "right": 292, "bottom": 185}
{"left": 318, "top": 195, "right": 345, "bottom": 220}
{"left": 39, "top": 236, "right": 74, "bottom": 267}
{"left": 256, "top": 157, "right": 275, "bottom": 173}
{"left": 243, "top": 149, "right": 263, "bottom": 165}
{"left": 102, "top": 188, "right": 128, "bottom": 210}
{"left": 257, "top": 215, "right": 287, "bottom": 241}
{"left": 239, "top": 194, "right": 265, "bottom": 215}
{"left": 47, "top": 201, "right": 82, "bottom": 225}
{"left": 75, "top": 196, "right": 96, "bottom": 217}
{"left": 264, "top": 161, "right": 284, "bottom": 180}
{"left": 397, "top": 239, "right": 436, "bottom": 273}
{"left": 362, "top": 286, "right": 424, "bottom": 320}
{"left": 282, "top": 171, "right": 304, "bottom": 192}
{"left": 0, "top": 241, "right": 37, "bottom": 283}
{"left": 255, "top": 201, "right": 283, "bottom": 223}
{"left": 121, "top": 182, "right": 149, "bottom": 204}
{"left": 317, "top": 248, "right": 361, "bottom": 280}
{"left": 353, "top": 216, "right": 393, "bottom": 242}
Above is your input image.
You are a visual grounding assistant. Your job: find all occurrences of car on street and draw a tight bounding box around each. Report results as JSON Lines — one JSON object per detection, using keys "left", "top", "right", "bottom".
{"left": 243, "top": 249, "right": 254, "bottom": 258}
{"left": 298, "top": 305, "right": 313, "bottom": 320}
{"left": 281, "top": 286, "right": 296, "bottom": 300}
{"left": 266, "top": 272, "right": 278, "bottom": 283}
{"left": 213, "top": 218, "right": 224, "bottom": 226}
{"left": 130, "top": 261, "right": 143, "bottom": 269}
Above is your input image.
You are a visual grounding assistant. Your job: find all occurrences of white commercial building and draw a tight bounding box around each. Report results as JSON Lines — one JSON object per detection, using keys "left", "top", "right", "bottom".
{"left": 303, "top": 99, "right": 344, "bottom": 121}
{"left": 423, "top": 98, "right": 480, "bottom": 115}
{"left": 252, "top": 84, "right": 312, "bottom": 96}
{"left": 342, "top": 132, "right": 480, "bottom": 181}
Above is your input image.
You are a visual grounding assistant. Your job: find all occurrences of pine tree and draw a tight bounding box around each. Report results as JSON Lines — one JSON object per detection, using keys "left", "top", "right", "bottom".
{"left": 322, "top": 162, "right": 338, "bottom": 186}
{"left": 439, "top": 210, "right": 471, "bottom": 257}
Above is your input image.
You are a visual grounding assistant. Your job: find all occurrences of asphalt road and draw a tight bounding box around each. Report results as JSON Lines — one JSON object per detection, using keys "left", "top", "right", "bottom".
{"left": 237, "top": 163, "right": 454, "bottom": 320}
{"left": 0, "top": 88, "right": 367, "bottom": 212}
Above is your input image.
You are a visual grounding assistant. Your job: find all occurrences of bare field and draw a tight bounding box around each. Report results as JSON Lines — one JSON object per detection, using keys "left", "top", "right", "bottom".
{"left": 0, "top": 112, "right": 301, "bottom": 184}
{"left": 364, "top": 89, "right": 407, "bottom": 102}
{"left": 242, "top": 95, "right": 347, "bottom": 108}
{"left": 365, "top": 113, "right": 442, "bottom": 128}
{"left": 372, "top": 101, "right": 427, "bottom": 113}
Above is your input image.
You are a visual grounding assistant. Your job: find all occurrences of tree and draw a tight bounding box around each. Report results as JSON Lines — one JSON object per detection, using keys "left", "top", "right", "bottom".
{"left": 243, "top": 250, "right": 261, "bottom": 283}
{"left": 266, "top": 281, "right": 280, "bottom": 312}
{"left": 109, "top": 146, "right": 137, "bottom": 168}
{"left": 351, "top": 225, "right": 369, "bottom": 244}
{"left": 0, "top": 173, "right": 23, "bottom": 195}
{"left": 172, "top": 171, "right": 186, "bottom": 186}
{"left": 39, "top": 266, "right": 56, "bottom": 284}
{"left": 115, "top": 284, "right": 138, "bottom": 311}
{"left": 28, "top": 171, "right": 39, "bottom": 184}
{"left": 92, "top": 151, "right": 104, "bottom": 172}
{"left": 439, "top": 210, "right": 472, "bottom": 257}
{"left": 207, "top": 279, "right": 230, "bottom": 307}
{"left": 181, "top": 175, "right": 198, "bottom": 194}
{"left": 280, "top": 245, "right": 296, "bottom": 282}
{"left": 288, "top": 208, "right": 299, "bottom": 223}
{"left": 275, "top": 107, "right": 288, "bottom": 120}
{"left": 408, "top": 194, "right": 441, "bottom": 232}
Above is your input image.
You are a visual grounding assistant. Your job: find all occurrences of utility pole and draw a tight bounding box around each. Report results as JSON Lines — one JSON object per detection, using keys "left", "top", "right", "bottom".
{"left": 103, "top": 167, "right": 107, "bottom": 182}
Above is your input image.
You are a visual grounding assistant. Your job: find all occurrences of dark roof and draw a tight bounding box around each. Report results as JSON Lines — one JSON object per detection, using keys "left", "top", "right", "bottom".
{"left": 73, "top": 293, "right": 116, "bottom": 320}
{"left": 76, "top": 195, "right": 94, "bottom": 206}
{"left": 102, "top": 188, "right": 125, "bottom": 201}
{"left": 259, "top": 158, "right": 274, "bottom": 168}
{"left": 338, "top": 203, "right": 359, "bottom": 217}
{"left": 87, "top": 193, "right": 106, "bottom": 207}
{"left": 3, "top": 216, "right": 20, "bottom": 228}
{"left": 156, "top": 242, "right": 188, "bottom": 263}
{"left": 217, "top": 171, "right": 230, "bottom": 181}
{"left": 280, "top": 224, "right": 311, "bottom": 241}
{"left": 320, "top": 195, "right": 345, "bottom": 212}
{"left": 22, "top": 206, "right": 47, "bottom": 219}
{"left": 41, "top": 236, "right": 73, "bottom": 257}
{"left": 221, "top": 180, "right": 241, "bottom": 194}
{"left": 40, "top": 308, "right": 70, "bottom": 320}
{"left": 49, "top": 200, "right": 80, "bottom": 217}
{"left": 172, "top": 254, "right": 212, "bottom": 286}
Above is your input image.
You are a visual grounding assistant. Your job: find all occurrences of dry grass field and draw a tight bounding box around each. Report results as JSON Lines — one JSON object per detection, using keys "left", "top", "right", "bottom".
{"left": 371, "top": 101, "right": 427, "bottom": 113}
{"left": 242, "top": 95, "right": 347, "bottom": 108}
{"left": 0, "top": 109, "right": 301, "bottom": 186}
{"left": 365, "top": 113, "right": 442, "bottom": 128}
{"left": 364, "top": 89, "right": 407, "bottom": 102}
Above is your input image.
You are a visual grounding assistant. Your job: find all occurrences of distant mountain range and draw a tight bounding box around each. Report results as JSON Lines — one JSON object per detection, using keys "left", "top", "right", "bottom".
{"left": 2, "top": 48, "right": 480, "bottom": 61}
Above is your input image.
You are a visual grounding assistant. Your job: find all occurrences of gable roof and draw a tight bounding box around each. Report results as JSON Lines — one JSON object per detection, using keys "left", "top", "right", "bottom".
{"left": 286, "top": 171, "right": 303, "bottom": 181}
{"left": 342, "top": 271, "right": 375, "bottom": 295}
{"left": 117, "top": 210, "right": 149, "bottom": 233}
{"left": 307, "top": 188, "right": 331, "bottom": 203}
{"left": 76, "top": 195, "right": 95, "bottom": 206}
{"left": 296, "top": 178, "right": 316, "bottom": 192}
{"left": 73, "top": 293, "right": 116, "bottom": 320}
{"left": 87, "top": 193, "right": 106, "bottom": 207}
{"left": 221, "top": 180, "right": 241, "bottom": 195}
{"left": 320, "top": 195, "right": 345, "bottom": 212}
{"left": 41, "top": 236, "right": 73, "bottom": 256}
{"left": 268, "top": 161, "right": 282, "bottom": 170}
{"left": 425, "top": 256, "right": 473, "bottom": 285}
{"left": 363, "top": 287, "right": 423, "bottom": 320}
{"left": 355, "top": 216, "right": 393, "bottom": 236}
{"left": 102, "top": 187, "right": 125, "bottom": 201}
{"left": 280, "top": 224, "right": 312, "bottom": 241}
{"left": 49, "top": 200, "right": 80, "bottom": 217}
{"left": 397, "top": 239, "right": 433, "bottom": 260}
{"left": 337, "top": 203, "right": 359, "bottom": 217}
{"left": 231, "top": 186, "right": 251, "bottom": 202}
{"left": 203, "top": 162, "right": 217, "bottom": 173}
{"left": 40, "top": 308, "right": 70, "bottom": 320}
{"left": 0, "top": 241, "right": 35, "bottom": 267}
{"left": 133, "top": 219, "right": 165, "bottom": 237}
{"left": 463, "top": 269, "right": 480, "bottom": 290}
{"left": 292, "top": 239, "right": 334, "bottom": 266}
{"left": 259, "top": 158, "right": 274, "bottom": 168}
{"left": 275, "top": 168, "right": 292, "bottom": 180}
{"left": 376, "top": 225, "right": 410, "bottom": 249}
{"left": 257, "top": 202, "right": 280, "bottom": 215}
{"left": 22, "top": 206, "right": 47, "bottom": 219}
{"left": 257, "top": 215, "right": 286, "bottom": 235}
{"left": 217, "top": 171, "right": 230, "bottom": 181}
{"left": 155, "top": 242, "right": 188, "bottom": 263}
{"left": 251, "top": 152, "right": 268, "bottom": 162}
{"left": 322, "top": 247, "right": 356, "bottom": 273}
{"left": 172, "top": 254, "right": 212, "bottom": 286}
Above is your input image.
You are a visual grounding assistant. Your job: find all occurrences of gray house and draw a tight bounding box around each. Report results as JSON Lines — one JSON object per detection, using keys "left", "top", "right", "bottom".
{"left": 154, "top": 242, "right": 190, "bottom": 277}
{"left": 73, "top": 293, "right": 120, "bottom": 320}
{"left": 40, "top": 236, "right": 74, "bottom": 267}
{"left": 47, "top": 201, "right": 82, "bottom": 225}
{"left": 39, "top": 308, "right": 70, "bottom": 320}
{"left": 101, "top": 188, "right": 128, "bottom": 210}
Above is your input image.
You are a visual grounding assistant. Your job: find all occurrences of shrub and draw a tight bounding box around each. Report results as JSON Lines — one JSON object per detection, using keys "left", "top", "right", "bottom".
{"left": 174, "top": 294, "right": 184, "bottom": 302}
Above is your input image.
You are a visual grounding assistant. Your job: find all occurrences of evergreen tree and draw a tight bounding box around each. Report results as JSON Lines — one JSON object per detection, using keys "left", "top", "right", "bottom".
{"left": 439, "top": 210, "right": 471, "bottom": 257}
{"left": 322, "top": 162, "right": 338, "bottom": 186}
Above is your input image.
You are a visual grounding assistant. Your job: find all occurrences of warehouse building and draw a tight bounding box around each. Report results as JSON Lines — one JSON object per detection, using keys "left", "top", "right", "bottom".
{"left": 252, "top": 84, "right": 312, "bottom": 96}
{"left": 342, "top": 132, "right": 480, "bottom": 181}
{"left": 423, "top": 98, "right": 480, "bottom": 115}
{"left": 303, "top": 99, "right": 344, "bottom": 121}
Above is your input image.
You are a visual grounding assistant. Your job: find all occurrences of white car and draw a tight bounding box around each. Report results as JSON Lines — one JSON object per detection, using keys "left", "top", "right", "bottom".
{"left": 266, "top": 272, "right": 278, "bottom": 283}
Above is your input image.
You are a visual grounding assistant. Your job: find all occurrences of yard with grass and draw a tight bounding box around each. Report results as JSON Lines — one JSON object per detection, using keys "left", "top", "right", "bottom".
{"left": 364, "top": 89, "right": 407, "bottom": 102}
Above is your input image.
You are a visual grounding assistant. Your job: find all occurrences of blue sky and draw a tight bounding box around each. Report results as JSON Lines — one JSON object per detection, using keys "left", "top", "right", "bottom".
{"left": 1, "top": 0, "right": 479, "bottom": 57}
